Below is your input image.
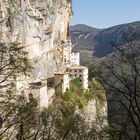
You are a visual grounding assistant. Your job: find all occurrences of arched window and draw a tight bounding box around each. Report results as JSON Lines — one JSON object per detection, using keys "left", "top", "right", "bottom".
{"left": 29, "top": 93, "right": 33, "bottom": 101}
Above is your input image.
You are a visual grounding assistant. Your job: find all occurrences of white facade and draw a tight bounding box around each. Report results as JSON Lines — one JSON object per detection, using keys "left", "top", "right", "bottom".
{"left": 62, "top": 74, "right": 70, "bottom": 93}
{"left": 25, "top": 84, "right": 49, "bottom": 108}
{"left": 71, "top": 52, "right": 80, "bottom": 65}
{"left": 39, "top": 86, "right": 49, "bottom": 108}
{"left": 55, "top": 38, "right": 89, "bottom": 93}
{"left": 54, "top": 72, "right": 69, "bottom": 93}
{"left": 63, "top": 40, "right": 72, "bottom": 65}
{"left": 62, "top": 39, "right": 80, "bottom": 66}
{"left": 66, "top": 65, "right": 88, "bottom": 89}
{"left": 82, "top": 68, "right": 88, "bottom": 89}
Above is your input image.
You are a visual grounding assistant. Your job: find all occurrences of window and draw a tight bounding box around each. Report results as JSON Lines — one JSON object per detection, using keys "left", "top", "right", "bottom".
{"left": 29, "top": 93, "right": 33, "bottom": 101}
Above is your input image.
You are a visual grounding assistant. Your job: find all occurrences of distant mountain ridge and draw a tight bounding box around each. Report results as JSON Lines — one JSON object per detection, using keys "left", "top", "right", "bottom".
{"left": 70, "top": 21, "right": 140, "bottom": 57}
{"left": 70, "top": 24, "right": 100, "bottom": 32}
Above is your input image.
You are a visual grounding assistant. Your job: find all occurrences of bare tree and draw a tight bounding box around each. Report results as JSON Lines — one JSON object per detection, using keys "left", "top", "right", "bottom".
{"left": 96, "top": 36, "right": 140, "bottom": 140}
{"left": 0, "top": 41, "right": 34, "bottom": 139}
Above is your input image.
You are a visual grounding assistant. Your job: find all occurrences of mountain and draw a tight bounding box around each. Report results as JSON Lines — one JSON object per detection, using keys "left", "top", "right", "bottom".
{"left": 70, "top": 24, "right": 100, "bottom": 32}
{"left": 70, "top": 21, "right": 140, "bottom": 58}
{"left": 70, "top": 24, "right": 101, "bottom": 51}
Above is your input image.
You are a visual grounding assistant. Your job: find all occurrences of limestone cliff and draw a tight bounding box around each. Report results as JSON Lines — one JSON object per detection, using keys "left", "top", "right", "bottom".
{"left": 0, "top": 0, "right": 72, "bottom": 81}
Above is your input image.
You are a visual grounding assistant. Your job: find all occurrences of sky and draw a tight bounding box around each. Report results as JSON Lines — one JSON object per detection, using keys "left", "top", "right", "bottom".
{"left": 71, "top": 0, "right": 140, "bottom": 28}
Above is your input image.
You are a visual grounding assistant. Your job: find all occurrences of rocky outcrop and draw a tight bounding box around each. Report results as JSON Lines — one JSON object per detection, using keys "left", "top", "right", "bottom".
{"left": 0, "top": 0, "right": 72, "bottom": 81}
{"left": 83, "top": 100, "right": 107, "bottom": 126}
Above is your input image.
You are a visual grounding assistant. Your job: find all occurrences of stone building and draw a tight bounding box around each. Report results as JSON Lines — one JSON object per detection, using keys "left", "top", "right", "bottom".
{"left": 26, "top": 83, "right": 48, "bottom": 108}
{"left": 62, "top": 39, "right": 80, "bottom": 66}
{"left": 71, "top": 51, "right": 80, "bottom": 65}
{"left": 62, "top": 39, "right": 72, "bottom": 65}
{"left": 54, "top": 38, "right": 88, "bottom": 93}
{"left": 66, "top": 65, "right": 88, "bottom": 89}
{"left": 54, "top": 64, "right": 88, "bottom": 93}
{"left": 24, "top": 81, "right": 55, "bottom": 108}
{"left": 54, "top": 70, "right": 69, "bottom": 93}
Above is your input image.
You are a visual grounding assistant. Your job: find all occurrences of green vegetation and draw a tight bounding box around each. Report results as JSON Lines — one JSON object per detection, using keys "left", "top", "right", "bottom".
{"left": 46, "top": 77, "right": 107, "bottom": 139}
{"left": 56, "top": 77, "right": 106, "bottom": 111}
{"left": 88, "top": 80, "right": 106, "bottom": 112}
{"left": 88, "top": 67, "right": 95, "bottom": 80}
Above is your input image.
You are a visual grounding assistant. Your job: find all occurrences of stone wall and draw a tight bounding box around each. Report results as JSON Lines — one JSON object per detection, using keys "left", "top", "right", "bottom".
{"left": 0, "top": 0, "right": 72, "bottom": 81}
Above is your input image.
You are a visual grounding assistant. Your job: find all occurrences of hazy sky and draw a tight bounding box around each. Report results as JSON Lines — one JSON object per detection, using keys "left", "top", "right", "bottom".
{"left": 71, "top": 0, "right": 140, "bottom": 28}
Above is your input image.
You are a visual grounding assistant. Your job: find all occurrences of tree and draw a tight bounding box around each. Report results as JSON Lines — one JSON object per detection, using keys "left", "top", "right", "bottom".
{"left": 0, "top": 42, "right": 30, "bottom": 85}
{"left": 0, "top": 41, "right": 34, "bottom": 139}
{"left": 96, "top": 35, "right": 140, "bottom": 140}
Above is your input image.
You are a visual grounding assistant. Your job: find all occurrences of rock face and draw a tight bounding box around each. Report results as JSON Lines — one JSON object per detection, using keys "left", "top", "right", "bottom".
{"left": 0, "top": 0, "right": 72, "bottom": 81}
{"left": 84, "top": 100, "right": 107, "bottom": 126}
